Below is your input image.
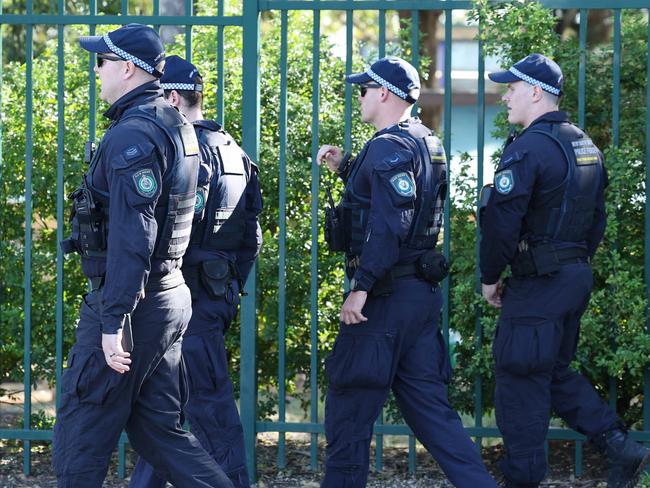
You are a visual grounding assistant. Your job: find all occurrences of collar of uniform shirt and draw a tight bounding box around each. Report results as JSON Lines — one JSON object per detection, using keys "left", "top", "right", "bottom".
{"left": 104, "top": 80, "right": 163, "bottom": 121}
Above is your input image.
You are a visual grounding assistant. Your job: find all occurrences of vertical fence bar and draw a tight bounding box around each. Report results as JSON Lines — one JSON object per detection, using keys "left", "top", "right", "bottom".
{"left": 277, "top": 8, "right": 289, "bottom": 471}
{"left": 216, "top": 0, "right": 225, "bottom": 125}
{"left": 378, "top": 9, "right": 386, "bottom": 58}
{"left": 575, "top": 440, "right": 583, "bottom": 477}
{"left": 609, "top": 9, "right": 621, "bottom": 414}
{"left": 344, "top": 10, "right": 353, "bottom": 152}
{"left": 55, "top": 0, "right": 65, "bottom": 413}
{"left": 22, "top": 10, "right": 34, "bottom": 476}
{"left": 442, "top": 10, "right": 452, "bottom": 352}
{"left": 408, "top": 433, "right": 416, "bottom": 474}
{"left": 309, "top": 7, "right": 321, "bottom": 472}
{"left": 474, "top": 27, "right": 485, "bottom": 451}
{"left": 410, "top": 9, "right": 419, "bottom": 118}
{"left": 121, "top": 0, "right": 127, "bottom": 15}
{"left": 645, "top": 6, "right": 650, "bottom": 447}
{"left": 185, "top": 0, "right": 192, "bottom": 61}
{"left": 89, "top": 0, "right": 97, "bottom": 143}
{"left": 241, "top": 0, "right": 261, "bottom": 481}
{"left": 578, "top": 9, "right": 588, "bottom": 129}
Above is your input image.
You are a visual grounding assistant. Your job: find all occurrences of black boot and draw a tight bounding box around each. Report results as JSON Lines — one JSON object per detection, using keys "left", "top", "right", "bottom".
{"left": 594, "top": 429, "right": 650, "bottom": 488}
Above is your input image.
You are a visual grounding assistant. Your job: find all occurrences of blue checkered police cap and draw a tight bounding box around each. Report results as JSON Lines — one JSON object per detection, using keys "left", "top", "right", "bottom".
{"left": 79, "top": 23, "right": 165, "bottom": 78}
{"left": 160, "top": 55, "right": 203, "bottom": 92}
{"left": 346, "top": 56, "right": 421, "bottom": 104}
{"left": 488, "top": 53, "right": 563, "bottom": 96}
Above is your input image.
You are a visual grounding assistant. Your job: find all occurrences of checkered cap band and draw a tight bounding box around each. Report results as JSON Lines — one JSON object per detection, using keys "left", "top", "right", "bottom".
{"left": 367, "top": 68, "right": 410, "bottom": 100}
{"left": 103, "top": 33, "right": 155, "bottom": 74}
{"left": 509, "top": 66, "right": 561, "bottom": 96}
{"left": 160, "top": 82, "right": 202, "bottom": 92}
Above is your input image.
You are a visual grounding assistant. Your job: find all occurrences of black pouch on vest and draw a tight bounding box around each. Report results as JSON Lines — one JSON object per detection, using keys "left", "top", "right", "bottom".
{"left": 200, "top": 258, "right": 232, "bottom": 299}
{"left": 416, "top": 250, "right": 449, "bottom": 284}
{"left": 530, "top": 243, "right": 560, "bottom": 276}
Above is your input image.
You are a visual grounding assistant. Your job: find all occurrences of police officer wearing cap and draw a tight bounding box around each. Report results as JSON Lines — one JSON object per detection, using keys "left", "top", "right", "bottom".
{"left": 129, "top": 55, "right": 262, "bottom": 488}
{"left": 318, "top": 56, "right": 498, "bottom": 488}
{"left": 480, "top": 53, "right": 650, "bottom": 488}
{"left": 53, "top": 24, "right": 234, "bottom": 488}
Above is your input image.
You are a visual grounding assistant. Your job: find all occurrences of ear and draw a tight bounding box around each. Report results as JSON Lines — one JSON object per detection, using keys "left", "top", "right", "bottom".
{"left": 379, "top": 86, "right": 390, "bottom": 103}
{"left": 122, "top": 60, "right": 137, "bottom": 80}
{"left": 531, "top": 85, "right": 544, "bottom": 102}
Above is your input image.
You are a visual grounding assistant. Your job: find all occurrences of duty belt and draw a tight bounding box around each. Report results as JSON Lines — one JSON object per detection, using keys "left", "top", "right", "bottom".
{"left": 511, "top": 245, "right": 588, "bottom": 278}
{"left": 87, "top": 268, "right": 185, "bottom": 292}
{"left": 371, "top": 262, "right": 420, "bottom": 297}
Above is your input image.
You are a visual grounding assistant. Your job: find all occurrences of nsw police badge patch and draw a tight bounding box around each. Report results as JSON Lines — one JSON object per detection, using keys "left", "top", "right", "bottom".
{"left": 389, "top": 172, "right": 415, "bottom": 197}
{"left": 495, "top": 169, "right": 514, "bottom": 195}
{"left": 194, "top": 190, "right": 206, "bottom": 214}
{"left": 132, "top": 169, "right": 158, "bottom": 197}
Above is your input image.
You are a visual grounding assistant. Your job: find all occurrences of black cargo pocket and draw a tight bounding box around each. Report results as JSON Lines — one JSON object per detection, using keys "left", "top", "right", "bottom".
{"left": 201, "top": 258, "right": 231, "bottom": 299}
{"left": 183, "top": 334, "right": 222, "bottom": 393}
{"left": 324, "top": 332, "right": 395, "bottom": 389}
{"left": 493, "top": 317, "right": 560, "bottom": 375}
{"left": 73, "top": 349, "right": 124, "bottom": 405}
{"left": 434, "top": 329, "right": 452, "bottom": 384}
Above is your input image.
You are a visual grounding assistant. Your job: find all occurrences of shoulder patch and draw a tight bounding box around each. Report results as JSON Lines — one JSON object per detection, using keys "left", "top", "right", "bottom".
{"left": 494, "top": 169, "right": 514, "bottom": 195}
{"left": 194, "top": 189, "right": 206, "bottom": 214}
{"left": 389, "top": 172, "right": 415, "bottom": 197}
{"left": 132, "top": 168, "right": 158, "bottom": 198}
{"left": 571, "top": 138, "right": 600, "bottom": 165}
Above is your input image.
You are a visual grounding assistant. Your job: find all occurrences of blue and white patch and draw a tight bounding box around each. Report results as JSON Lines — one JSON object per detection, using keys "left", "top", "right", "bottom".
{"left": 194, "top": 190, "right": 206, "bottom": 213}
{"left": 123, "top": 145, "right": 142, "bottom": 160}
{"left": 132, "top": 169, "right": 158, "bottom": 197}
{"left": 495, "top": 169, "right": 514, "bottom": 195}
{"left": 389, "top": 172, "right": 415, "bottom": 197}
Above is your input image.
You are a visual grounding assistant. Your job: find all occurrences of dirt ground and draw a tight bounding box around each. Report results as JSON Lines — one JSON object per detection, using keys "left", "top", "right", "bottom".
{"left": 2, "top": 433, "right": 637, "bottom": 488}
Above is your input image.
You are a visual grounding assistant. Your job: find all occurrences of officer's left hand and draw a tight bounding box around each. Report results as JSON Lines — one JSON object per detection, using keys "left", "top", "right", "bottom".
{"left": 340, "top": 291, "right": 369, "bottom": 325}
{"left": 482, "top": 281, "right": 503, "bottom": 308}
{"left": 102, "top": 332, "right": 131, "bottom": 374}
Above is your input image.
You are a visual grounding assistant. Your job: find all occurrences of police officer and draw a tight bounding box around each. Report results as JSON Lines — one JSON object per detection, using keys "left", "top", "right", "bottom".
{"left": 129, "top": 55, "right": 262, "bottom": 488}
{"left": 480, "top": 53, "right": 650, "bottom": 488}
{"left": 53, "top": 24, "right": 233, "bottom": 488}
{"left": 318, "top": 56, "right": 498, "bottom": 488}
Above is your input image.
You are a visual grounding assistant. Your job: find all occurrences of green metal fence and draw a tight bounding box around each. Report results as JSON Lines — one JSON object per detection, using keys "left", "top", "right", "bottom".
{"left": 1, "top": 0, "right": 649, "bottom": 483}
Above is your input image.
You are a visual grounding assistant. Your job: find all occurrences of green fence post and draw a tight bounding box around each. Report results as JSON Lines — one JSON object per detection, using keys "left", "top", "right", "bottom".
{"left": 309, "top": 7, "right": 322, "bottom": 472}
{"left": 643, "top": 5, "right": 650, "bottom": 444}
{"left": 241, "top": 0, "right": 261, "bottom": 482}
{"left": 23, "top": 10, "right": 34, "bottom": 476}
{"left": 277, "top": 8, "right": 289, "bottom": 471}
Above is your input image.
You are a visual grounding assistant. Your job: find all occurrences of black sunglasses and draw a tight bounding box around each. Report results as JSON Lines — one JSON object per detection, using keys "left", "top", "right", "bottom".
{"left": 97, "top": 53, "right": 123, "bottom": 68}
{"left": 359, "top": 83, "right": 382, "bottom": 97}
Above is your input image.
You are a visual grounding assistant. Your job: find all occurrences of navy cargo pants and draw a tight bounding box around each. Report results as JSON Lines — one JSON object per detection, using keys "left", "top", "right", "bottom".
{"left": 130, "top": 281, "right": 249, "bottom": 488}
{"left": 52, "top": 283, "right": 234, "bottom": 488}
{"left": 321, "top": 278, "right": 498, "bottom": 488}
{"left": 494, "top": 263, "right": 620, "bottom": 485}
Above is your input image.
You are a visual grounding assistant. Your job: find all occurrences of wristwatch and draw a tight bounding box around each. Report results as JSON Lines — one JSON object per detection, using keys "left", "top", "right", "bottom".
{"left": 349, "top": 277, "right": 368, "bottom": 292}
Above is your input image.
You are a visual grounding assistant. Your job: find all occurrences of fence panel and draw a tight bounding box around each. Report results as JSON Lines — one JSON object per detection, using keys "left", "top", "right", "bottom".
{"left": 0, "top": 0, "right": 648, "bottom": 483}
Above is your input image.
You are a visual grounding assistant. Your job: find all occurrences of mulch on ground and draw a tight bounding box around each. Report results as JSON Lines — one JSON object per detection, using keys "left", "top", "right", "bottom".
{"left": 1, "top": 432, "right": 615, "bottom": 487}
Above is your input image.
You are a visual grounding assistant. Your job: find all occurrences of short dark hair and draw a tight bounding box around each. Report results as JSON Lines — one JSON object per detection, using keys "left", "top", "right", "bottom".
{"left": 163, "top": 74, "right": 204, "bottom": 109}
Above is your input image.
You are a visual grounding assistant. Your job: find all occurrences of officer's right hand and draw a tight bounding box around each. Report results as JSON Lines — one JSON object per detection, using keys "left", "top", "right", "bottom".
{"left": 340, "top": 290, "right": 369, "bottom": 325}
{"left": 482, "top": 281, "right": 503, "bottom": 308}
{"left": 317, "top": 145, "right": 344, "bottom": 173}
{"left": 102, "top": 331, "right": 132, "bottom": 374}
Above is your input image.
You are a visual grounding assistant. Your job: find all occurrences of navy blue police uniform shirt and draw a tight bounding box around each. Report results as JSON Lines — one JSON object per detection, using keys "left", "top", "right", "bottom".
{"left": 480, "top": 111, "right": 607, "bottom": 285}
{"left": 81, "top": 81, "right": 179, "bottom": 334}
{"left": 341, "top": 119, "right": 424, "bottom": 291}
{"left": 181, "top": 120, "right": 263, "bottom": 284}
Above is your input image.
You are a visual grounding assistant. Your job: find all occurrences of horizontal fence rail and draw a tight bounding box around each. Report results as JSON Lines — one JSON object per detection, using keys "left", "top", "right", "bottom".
{"left": 0, "top": 0, "right": 649, "bottom": 483}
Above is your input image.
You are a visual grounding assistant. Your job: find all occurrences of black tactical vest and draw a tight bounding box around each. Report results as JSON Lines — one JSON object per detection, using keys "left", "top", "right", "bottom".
{"left": 63, "top": 100, "right": 199, "bottom": 260}
{"left": 340, "top": 121, "right": 447, "bottom": 255}
{"left": 191, "top": 122, "right": 255, "bottom": 251}
{"left": 523, "top": 122, "right": 603, "bottom": 242}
